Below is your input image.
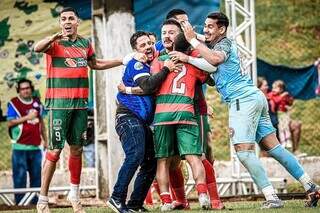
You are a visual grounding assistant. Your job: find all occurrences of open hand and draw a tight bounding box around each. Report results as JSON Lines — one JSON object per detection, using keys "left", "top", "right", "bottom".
{"left": 169, "top": 51, "right": 189, "bottom": 63}
{"left": 180, "top": 21, "right": 196, "bottom": 42}
{"left": 133, "top": 52, "right": 148, "bottom": 63}
{"left": 164, "top": 59, "right": 183, "bottom": 72}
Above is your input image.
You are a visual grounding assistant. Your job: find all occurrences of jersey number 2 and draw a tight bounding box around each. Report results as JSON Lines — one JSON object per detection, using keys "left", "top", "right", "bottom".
{"left": 172, "top": 66, "right": 186, "bottom": 94}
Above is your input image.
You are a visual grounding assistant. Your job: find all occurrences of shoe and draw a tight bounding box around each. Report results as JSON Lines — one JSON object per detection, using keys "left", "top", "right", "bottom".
{"left": 160, "top": 203, "right": 174, "bottom": 212}
{"left": 128, "top": 206, "right": 149, "bottom": 212}
{"left": 198, "top": 193, "right": 210, "bottom": 210}
{"left": 67, "top": 196, "right": 86, "bottom": 213}
{"left": 305, "top": 185, "right": 320, "bottom": 207}
{"left": 36, "top": 202, "right": 50, "bottom": 213}
{"left": 107, "top": 197, "right": 129, "bottom": 213}
{"left": 211, "top": 200, "right": 225, "bottom": 210}
{"left": 261, "top": 199, "right": 284, "bottom": 209}
{"left": 172, "top": 200, "right": 190, "bottom": 210}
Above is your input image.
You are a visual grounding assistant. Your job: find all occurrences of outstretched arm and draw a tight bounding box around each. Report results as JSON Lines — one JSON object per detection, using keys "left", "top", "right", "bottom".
{"left": 88, "top": 58, "right": 122, "bottom": 70}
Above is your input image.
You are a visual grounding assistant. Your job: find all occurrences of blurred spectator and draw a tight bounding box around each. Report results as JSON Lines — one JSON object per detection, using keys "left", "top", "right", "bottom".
{"left": 6, "top": 79, "right": 47, "bottom": 205}
{"left": 258, "top": 77, "right": 279, "bottom": 135}
{"left": 258, "top": 77, "right": 304, "bottom": 156}
{"left": 268, "top": 80, "right": 293, "bottom": 148}
{"left": 83, "top": 109, "right": 95, "bottom": 167}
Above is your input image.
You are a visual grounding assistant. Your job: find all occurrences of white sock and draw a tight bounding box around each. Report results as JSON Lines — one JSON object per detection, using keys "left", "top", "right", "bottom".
{"left": 299, "top": 173, "right": 315, "bottom": 191}
{"left": 262, "top": 185, "right": 279, "bottom": 201}
{"left": 69, "top": 184, "right": 80, "bottom": 200}
{"left": 38, "top": 195, "right": 49, "bottom": 204}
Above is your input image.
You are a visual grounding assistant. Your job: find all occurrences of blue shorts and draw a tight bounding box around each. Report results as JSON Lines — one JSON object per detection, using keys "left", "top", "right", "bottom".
{"left": 228, "top": 90, "right": 275, "bottom": 144}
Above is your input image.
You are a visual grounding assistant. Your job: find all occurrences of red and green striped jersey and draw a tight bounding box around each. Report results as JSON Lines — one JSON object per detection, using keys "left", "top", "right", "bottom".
{"left": 151, "top": 50, "right": 208, "bottom": 125}
{"left": 44, "top": 36, "right": 95, "bottom": 109}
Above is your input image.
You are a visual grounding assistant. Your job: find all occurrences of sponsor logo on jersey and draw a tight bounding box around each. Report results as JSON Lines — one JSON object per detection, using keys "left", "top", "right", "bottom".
{"left": 65, "top": 58, "right": 77, "bottom": 67}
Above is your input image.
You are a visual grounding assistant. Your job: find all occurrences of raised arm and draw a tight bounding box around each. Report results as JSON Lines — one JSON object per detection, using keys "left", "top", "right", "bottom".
{"left": 181, "top": 21, "right": 225, "bottom": 66}
{"left": 34, "top": 32, "right": 64, "bottom": 53}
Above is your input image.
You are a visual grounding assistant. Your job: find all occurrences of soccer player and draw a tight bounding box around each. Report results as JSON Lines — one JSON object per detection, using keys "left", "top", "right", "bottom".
{"left": 34, "top": 7, "right": 122, "bottom": 213}
{"left": 122, "top": 17, "right": 222, "bottom": 209}
{"left": 164, "top": 10, "right": 223, "bottom": 209}
{"left": 107, "top": 31, "right": 179, "bottom": 213}
{"left": 152, "top": 20, "right": 212, "bottom": 211}
{"left": 180, "top": 11, "right": 320, "bottom": 208}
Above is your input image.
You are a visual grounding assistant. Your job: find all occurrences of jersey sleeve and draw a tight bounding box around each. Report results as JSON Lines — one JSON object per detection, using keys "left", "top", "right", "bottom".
{"left": 128, "top": 60, "right": 151, "bottom": 83}
{"left": 155, "top": 40, "right": 165, "bottom": 52}
{"left": 6, "top": 102, "right": 18, "bottom": 120}
{"left": 213, "top": 38, "right": 232, "bottom": 61}
{"left": 87, "top": 41, "right": 96, "bottom": 60}
{"left": 44, "top": 41, "right": 57, "bottom": 55}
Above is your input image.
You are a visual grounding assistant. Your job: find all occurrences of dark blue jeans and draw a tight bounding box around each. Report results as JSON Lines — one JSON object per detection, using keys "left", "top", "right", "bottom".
{"left": 12, "top": 149, "right": 42, "bottom": 205}
{"left": 111, "top": 113, "right": 156, "bottom": 208}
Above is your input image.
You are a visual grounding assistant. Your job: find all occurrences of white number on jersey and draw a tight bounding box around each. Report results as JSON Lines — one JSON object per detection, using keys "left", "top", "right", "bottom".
{"left": 172, "top": 65, "right": 186, "bottom": 94}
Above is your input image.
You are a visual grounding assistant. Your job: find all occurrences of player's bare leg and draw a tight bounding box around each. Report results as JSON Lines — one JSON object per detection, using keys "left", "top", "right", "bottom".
{"left": 37, "top": 149, "right": 61, "bottom": 213}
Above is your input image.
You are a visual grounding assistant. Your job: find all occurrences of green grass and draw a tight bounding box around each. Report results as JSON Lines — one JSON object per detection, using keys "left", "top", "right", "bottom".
{"left": 1, "top": 200, "right": 319, "bottom": 212}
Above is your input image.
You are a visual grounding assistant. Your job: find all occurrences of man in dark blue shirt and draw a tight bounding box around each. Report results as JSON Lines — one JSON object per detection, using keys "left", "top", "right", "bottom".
{"left": 107, "top": 31, "right": 178, "bottom": 213}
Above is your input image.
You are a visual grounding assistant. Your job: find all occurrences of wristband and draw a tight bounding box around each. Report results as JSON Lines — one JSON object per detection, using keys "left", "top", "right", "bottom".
{"left": 125, "top": 87, "right": 132, "bottom": 94}
{"left": 190, "top": 38, "right": 200, "bottom": 48}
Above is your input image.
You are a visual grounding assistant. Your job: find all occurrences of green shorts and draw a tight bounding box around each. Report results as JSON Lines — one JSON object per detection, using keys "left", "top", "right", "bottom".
{"left": 154, "top": 124, "right": 201, "bottom": 158}
{"left": 48, "top": 109, "right": 88, "bottom": 150}
{"left": 196, "top": 114, "right": 211, "bottom": 154}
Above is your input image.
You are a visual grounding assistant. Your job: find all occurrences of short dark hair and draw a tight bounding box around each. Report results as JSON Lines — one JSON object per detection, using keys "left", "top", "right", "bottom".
{"left": 60, "top": 7, "right": 79, "bottom": 18}
{"left": 16, "top": 78, "right": 34, "bottom": 93}
{"left": 207, "top": 12, "right": 229, "bottom": 28}
{"left": 147, "top": 32, "right": 157, "bottom": 39}
{"left": 174, "top": 33, "right": 190, "bottom": 53}
{"left": 162, "top": 19, "right": 182, "bottom": 32}
{"left": 166, "top": 9, "right": 187, "bottom": 20}
{"left": 130, "top": 31, "right": 149, "bottom": 49}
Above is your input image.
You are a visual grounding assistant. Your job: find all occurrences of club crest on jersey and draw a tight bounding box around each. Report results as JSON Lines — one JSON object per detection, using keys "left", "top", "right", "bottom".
{"left": 134, "top": 62, "right": 144, "bottom": 70}
{"left": 65, "top": 58, "right": 77, "bottom": 67}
